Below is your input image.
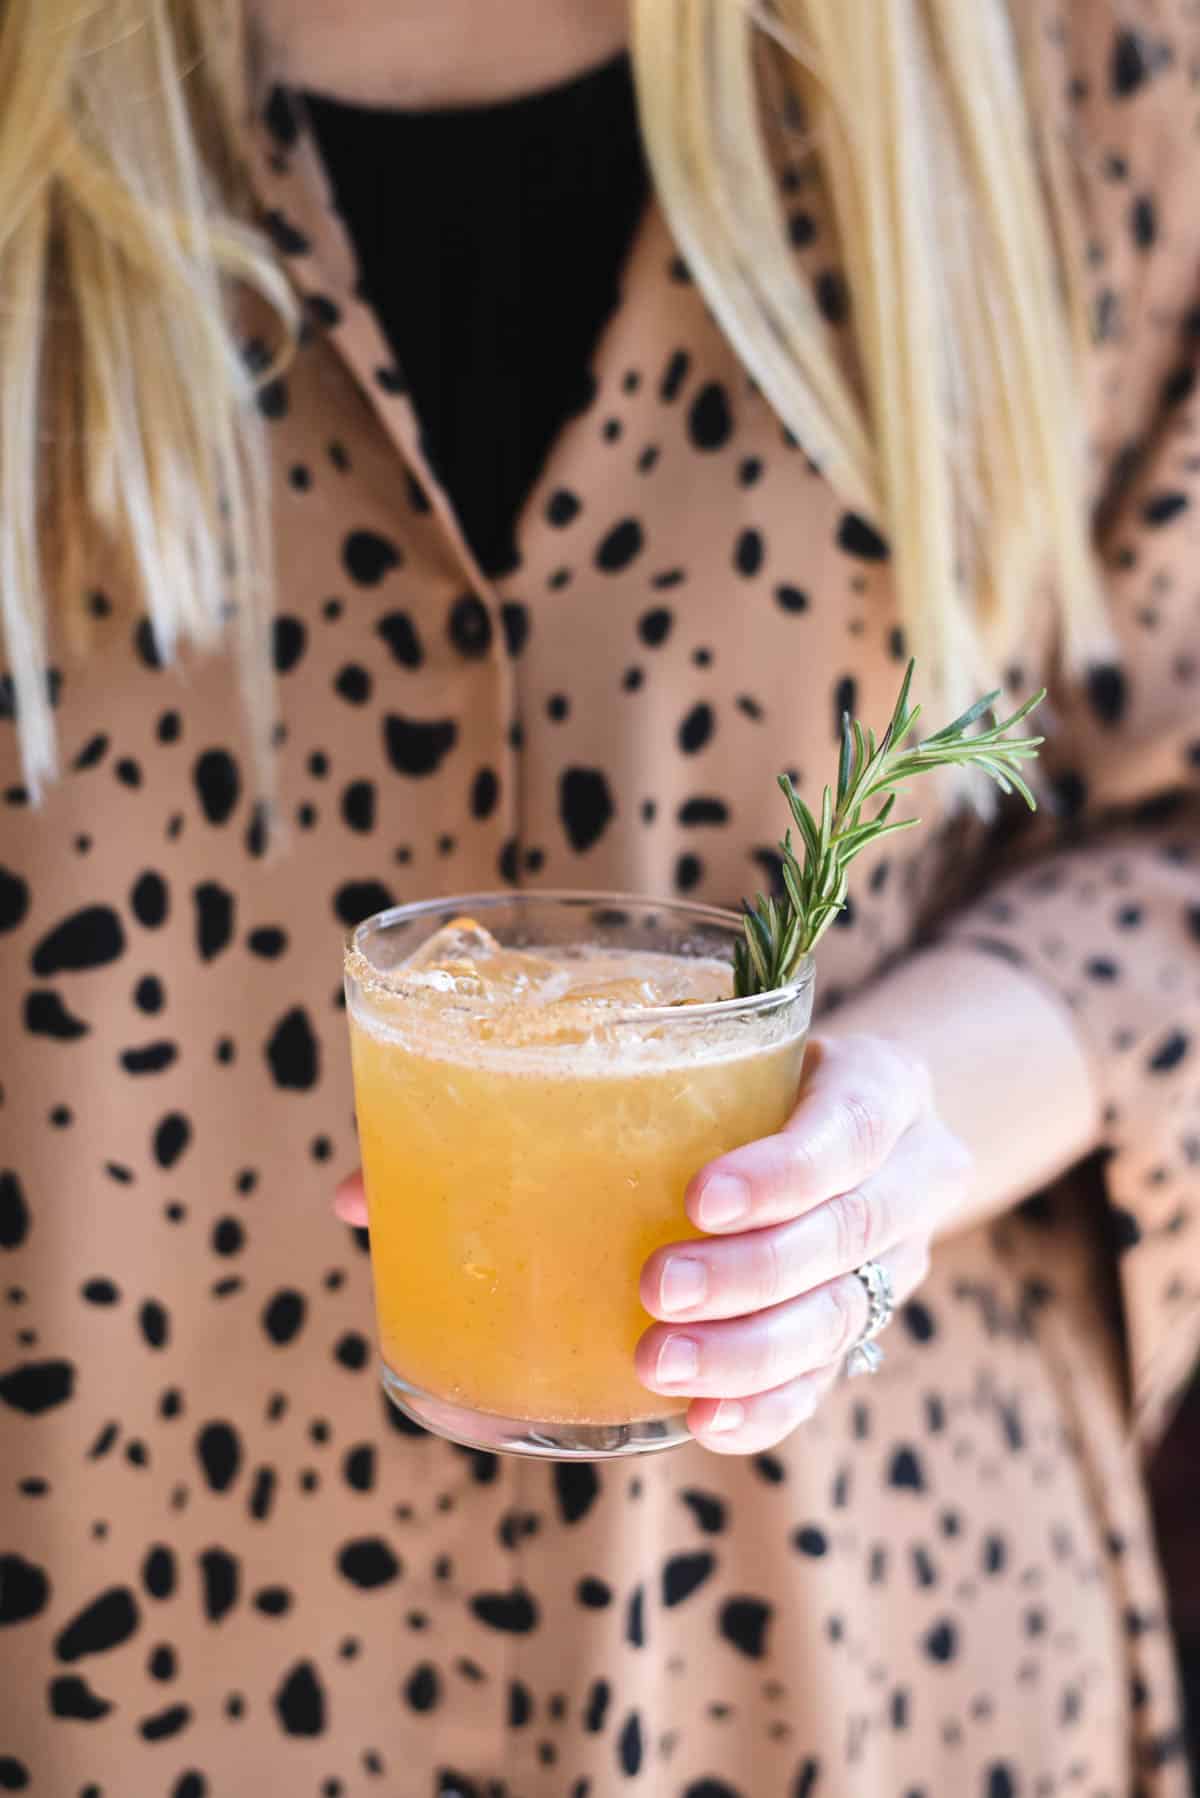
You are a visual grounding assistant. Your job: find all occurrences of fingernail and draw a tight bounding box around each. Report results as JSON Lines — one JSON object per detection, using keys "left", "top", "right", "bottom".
{"left": 660, "top": 1256, "right": 708, "bottom": 1314}
{"left": 656, "top": 1335, "right": 700, "bottom": 1386}
{"left": 707, "top": 1400, "right": 744, "bottom": 1433}
{"left": 697, "top": 1174, "right": 749, "bottom": 1230}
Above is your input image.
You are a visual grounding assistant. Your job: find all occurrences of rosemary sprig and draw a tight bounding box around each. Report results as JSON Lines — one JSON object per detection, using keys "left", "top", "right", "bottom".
{"left": 732, "top": 660, "right": 1046, "bottom": 997}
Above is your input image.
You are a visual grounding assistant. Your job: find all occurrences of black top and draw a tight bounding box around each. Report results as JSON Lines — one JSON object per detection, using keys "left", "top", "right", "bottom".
{"left": 304, "top": 54, "right": 649, "bottom": 578}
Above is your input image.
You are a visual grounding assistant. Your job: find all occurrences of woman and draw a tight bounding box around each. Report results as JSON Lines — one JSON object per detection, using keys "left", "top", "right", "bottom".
{"left": 1, "top": 1, "right": 1196, "bottom": 1792}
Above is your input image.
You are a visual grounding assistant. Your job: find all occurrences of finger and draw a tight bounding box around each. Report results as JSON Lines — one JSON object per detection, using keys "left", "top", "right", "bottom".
{"left": 334, "top": 1170, "right": 369, "bottom": 1226}
{"left": 635, "top": 1237, "right": 928, "bottom": 1400}
{"left": 642, "top": 1120, "right": 968, "bottom": 1323}
{"left": 685, "top": 1035, "right": 927, "bottom": 1234}
{"left": 686, "top": 1362, "right": 843, "bottom": 1456}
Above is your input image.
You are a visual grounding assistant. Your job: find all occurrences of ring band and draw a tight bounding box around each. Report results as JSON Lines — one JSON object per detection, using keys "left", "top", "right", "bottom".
{"left": 844, "top": 1259, "right": 895, "bottom": 1378}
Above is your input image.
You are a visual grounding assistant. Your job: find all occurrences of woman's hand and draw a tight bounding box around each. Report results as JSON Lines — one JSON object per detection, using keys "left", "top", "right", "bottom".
{"left": 636, "top": 1034, "right": 972, "bottom": 1456}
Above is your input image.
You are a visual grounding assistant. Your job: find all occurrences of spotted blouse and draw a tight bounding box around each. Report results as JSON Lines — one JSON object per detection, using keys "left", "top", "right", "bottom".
{"left": 0, "top": 4, "right": 1197, "bottom": 1794}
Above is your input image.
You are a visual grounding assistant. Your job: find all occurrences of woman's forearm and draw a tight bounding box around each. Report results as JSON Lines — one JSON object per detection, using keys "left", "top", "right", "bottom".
{"left": 830, "top": 943, "right": 1102, "bottom": 1237}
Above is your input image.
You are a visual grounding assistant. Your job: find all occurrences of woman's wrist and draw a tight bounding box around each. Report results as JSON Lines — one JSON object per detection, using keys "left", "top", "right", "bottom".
{"left": 827, "top": 942, "right": 1102, "bottom": 1238}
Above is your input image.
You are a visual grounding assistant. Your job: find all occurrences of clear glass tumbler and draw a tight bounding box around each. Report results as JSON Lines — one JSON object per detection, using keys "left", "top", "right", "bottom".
{"left": 344, "top": 891, "right": 814, "bottom": 1459}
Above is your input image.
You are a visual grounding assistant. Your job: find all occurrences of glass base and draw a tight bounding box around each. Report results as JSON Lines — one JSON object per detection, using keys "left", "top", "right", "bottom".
{"left": 381, "top": 1363, "right": 690, "bottom": 1460}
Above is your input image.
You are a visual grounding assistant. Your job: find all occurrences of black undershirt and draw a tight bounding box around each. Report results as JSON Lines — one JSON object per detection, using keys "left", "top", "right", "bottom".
{"left": 304, "top": 54, "right": 649, "bottom": 578}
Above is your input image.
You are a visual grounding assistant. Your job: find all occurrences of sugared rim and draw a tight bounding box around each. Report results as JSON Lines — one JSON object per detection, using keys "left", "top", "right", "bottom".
{"left": 344, "top": 888, "right": 815, "bottom": 1025}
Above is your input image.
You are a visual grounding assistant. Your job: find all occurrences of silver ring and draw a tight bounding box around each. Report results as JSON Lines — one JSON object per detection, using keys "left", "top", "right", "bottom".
{"left": 844, "top": 1259, "right": 894, "bottom": 1378}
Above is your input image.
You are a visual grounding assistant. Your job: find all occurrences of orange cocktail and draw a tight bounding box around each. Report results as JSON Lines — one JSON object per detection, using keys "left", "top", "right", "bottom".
{"left": 344, "top": 893, "right": 813, "bottom": 1458}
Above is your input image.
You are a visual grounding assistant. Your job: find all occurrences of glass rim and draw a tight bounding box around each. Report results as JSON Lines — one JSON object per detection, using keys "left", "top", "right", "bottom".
{"left": 344, "top": 888, "right": 815, "bottom": 1026}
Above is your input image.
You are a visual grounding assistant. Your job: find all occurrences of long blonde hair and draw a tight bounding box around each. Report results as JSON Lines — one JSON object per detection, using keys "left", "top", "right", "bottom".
{"left": 4, "top": 0, "right": 1104, "bottom": 792}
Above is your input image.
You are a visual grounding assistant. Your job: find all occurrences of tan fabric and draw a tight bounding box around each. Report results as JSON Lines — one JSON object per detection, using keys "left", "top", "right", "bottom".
{"left": 1, "top": 5, "right": 1198, "bottom": 1792}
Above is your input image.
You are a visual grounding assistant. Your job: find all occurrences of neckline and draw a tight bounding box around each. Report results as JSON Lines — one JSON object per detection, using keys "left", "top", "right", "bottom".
{"left": 299, "top": 47, "right": 633, "bottom": 129}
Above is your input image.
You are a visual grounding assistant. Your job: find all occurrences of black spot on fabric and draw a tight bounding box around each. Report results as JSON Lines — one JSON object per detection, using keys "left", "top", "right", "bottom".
{"left": 273, "top": 1661, "right": 325, "bottom": 1733}
{"left": 172, "top": 1776, "right": 206, "bottom": 1798}
{"left": 469, "top": 1589, "right": 539, "bottom": 1632}
{"left": 384, "top": 715, "right": 458, "bottom": 778}
{"left": 660, "top": 348, "right": 690, "bottom": 401}
{"left": 272, "top": 615, "right": 307, "bottom": 673}
{"left": 339, "top": 781, "right": 376, "bottom": 834}
{"left": 507, "top": 1678, "right": 532, "bottom": 1728}
{"left": 121, "top": 1041, "right": 177, "bottom": 1075}
{"left": 560, "top": 768, "right": 615, "bottom": 853}
{"left": 24, "top": 991, "right": 89, "bottom": 1040}
{"left": 923, "top": 1618, "right": 959, "bottom": 1662}
{"left": 49, "top": 1675, "right": 112, "bottom": 1720}
{"left": 595, "top": 518, "right": 645, "bottom": 572}
{"left": 248, "top": 927, "right": 287, "bottom": 959}
{"left": 773, "top": 589, "right": 813, "bottom": 618}
{"left": 0, "top": 1360, "right": 74, "bottom": 1414}
{"left": 249, "top": 1467, "right": 277, "bottom": 1521}
{"left": 638, "top": 607, "right": 673, "bottom": 647}
{"left": 139, "top": 1703, "right": 192, "bottom": 1741}
{"left": 1111, "top": 28, "right": 1168, "bottom": 94}
{"left": 837, "top": 513, "right": 890, "bottom": 560}
{"left": 139, "top": 1300, "right": 169, "bottom": 1349}
{"left": 265, "top": 1008, "right": 319, "bottom": 1091}
{"left": 0, "top": 1553, "right": 50, "bottom": 1625}
{"left": 0, "top": 1172, "right": 30, "bottom": 1250}
{"left": 1143, "top": 490, "right": 1189, "bottom": 527}
{"left": 334, "top": 881, "right": 395, "bottom": 927}
{"left": 546, "top": 488, "right": 582, "bottom": 527}
{"left": 1086, "top": 664, "right": 1128, "bottom": 726}
{"left": 1052, "top": 771, "right": 1088, "bottom": 819}
{"left": 337, "top": 1537, "right": 400, "bottom": 1589}
{"left": 1131, "top": 192, "right": 1157, "bottom": 250}
{"left": 193, "top": 750, "right": 241, "bottom": 825}
{"left": 343, "top": 530, "right": 401, "bottom": 585}
{"left": 263, "top": 207, "right": 310, "bottom": 254}
{"left": 679, "top": 703, "right": 715, "bottom": 754}
{"left": 153, "top": 1112, "right": 191, "bottom": 1169}
{"left": 985, "top": 1769, "right": 1017, "bottom": 1798}
{"left": 343, "top": 1445, "right": 376, "bottom": 1492}
{"left": 195, "top": 1421, "right": 242, "bottom": 1493}
{"left": 142, "top": 1545, "right": 176, "bottom": 1599}
{"left": 687, "top": 382, "right": 733, "bottom": 450}
{"left": 0, "top": 866, "right": 28, "bottom": 933}
{"left": 447, "top": 595, "right": 493, "bottom": 659}
{"left": 254, "top": 1586, "right": 291, "bottom": 1616}
{"left": 0, "top": 1758, "right": 29, "bottom": 1790}
{"left": 54, "top": 1586, "right": 139, "bottom": 1662}
{"left": 888, "top": 1446, "right": 926, "bottom": 1492}
{"left": 334, "top": 1332, "right": 368, "bottom": 1371}
{"left": 681, "top": 1784, "right": 741, "bottom": 1798}
{"left": 675, "top": 852, "right": 703, "bottom": 891}
{"left": 470, "top": 768, "right": 500, "bottom": 821}
{"left": 405, "top": 1663, "right": 440, "bottom": 1713}
{"left": 553, "top": 1463, "right": 599, "bottom": 1525}
{"left": 577, "top": 1578, "right": 612, "bottom": 1608}
{"left": 794, "top": 1525, "right": 829, "bottom": 1557}
{"left": 130, "top": 872, "right": 168, "bottom": 929}
{"left": 618, "top": 1711, "right": 644, "bottom": 1775}
{"left": 680, "top": 1489, "right": 727, "bottom": 1533}
{"left": 1148, "top": 1031, "right": 1190, "bottom": 1073}
{"left": 334, "top": 664, "right": 372, "bottom": 705}
{"left": 719, "top": 1596, "right": 771, "bottom": 1658}
{"left": 375, "top": 613, "right": 425, "bottom": 677}
{"left": 585, "top": 1678, "right": 611, "bottom": 1733}
{"left": 212, "top": 1217, "right": 244, "bottom": 1256}
{"left": 31, "top": 906, "right": 125, "bottom": 975}
{"left": 734, "top": 529, "right": 765, "bottom": 577}
{"left": 816, "top": 269, "right": 849, "bottom": 324}
{"left": 262, "top": 1289, "right": 306, "bottom": 1345}
{"left": 901, "top": 1300, "right": 937, "bottom": 1343}
{"left": 199, "top": 1549, "right": 240, "bottom": 1623}
{"left": 72, "top": 732, "right": 110, "bottom": 771}
{"left": 662, "top": 1551, "right": 716, "bottom": 1607}
{"left": 135, "top": 975, "right": 164, "bottom": 1013}
{"left": 679, "top": 797, "right": 729, "bottom": 826}
{"left": 500, "top": 602, "right": 530, "bottom": 658}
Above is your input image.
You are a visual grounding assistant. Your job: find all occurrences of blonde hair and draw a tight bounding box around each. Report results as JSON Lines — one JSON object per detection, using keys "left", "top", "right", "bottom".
{"left": 5, "top": 0, "right": 1104, "bottom": 791}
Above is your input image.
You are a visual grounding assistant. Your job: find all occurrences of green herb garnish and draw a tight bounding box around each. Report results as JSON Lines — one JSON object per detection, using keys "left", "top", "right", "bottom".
{"left": 732, "top": 661, "right": 1046, "bottom": 997}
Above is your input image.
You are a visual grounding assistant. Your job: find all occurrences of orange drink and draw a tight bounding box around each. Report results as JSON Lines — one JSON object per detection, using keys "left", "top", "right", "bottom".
{"left": 344, "top": 893, "right": 813, "bottom": 1458}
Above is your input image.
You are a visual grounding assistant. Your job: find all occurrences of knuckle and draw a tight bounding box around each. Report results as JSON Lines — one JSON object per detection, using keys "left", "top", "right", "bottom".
{"left": 753, "top": 1232, "right": 787, "bottom": 1312}
{"left": 822, "top": 1276, "right": 863, "bottom": 1361}
{"left": 830, "top": 1184, "right": 876, "bottom": 1269}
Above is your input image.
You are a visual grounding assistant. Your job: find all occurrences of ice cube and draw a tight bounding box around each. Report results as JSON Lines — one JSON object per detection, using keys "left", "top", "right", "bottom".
{"left": 404, "top": 916, "right": 503, "bottom": 976}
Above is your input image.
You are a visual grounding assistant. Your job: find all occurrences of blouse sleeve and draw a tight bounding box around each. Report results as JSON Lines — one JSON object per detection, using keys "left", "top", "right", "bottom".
{"left": 939, "top": 7, "right": 1200, "bottom": 1445}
